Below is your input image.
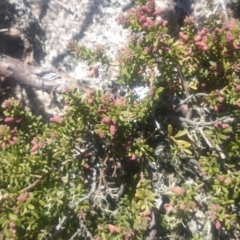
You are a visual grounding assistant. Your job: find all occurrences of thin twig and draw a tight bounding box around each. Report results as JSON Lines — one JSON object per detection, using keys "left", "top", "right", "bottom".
{"left": 177, "top": 116, "right": 240, "bottom": 126}
{"left": 47, "top": 168, "right": 97, "bottom": 239}
{"left": 176, "top": 65, "right": 189, "bottom": 98}
{"left": 20, "top": 178, "right": 42, "bottom": 192}
{"left": 69, "top": 221, "right": 92, "bottom": 240}
{"left": 0, "top": 28, "right": 8, "bottom": 32}
{"left": 61, "top": 146, "right": 93, "bottom": 166}
{"left": 176, "top": 64, "right": 193, "bottom": 119}
{"left": 198, "top": 128, "right": 226, "bottom": 159}
{"left": 179, "top": 93, "right": 209, "bottom": 105}
{"left": 69, "top": 228, "right": 82, "bottom": 240}
{"left": 69, "top": 167, "right": 97, "bottom": 209}
{"left": 220, "top": 0, "right": 229, "bottom": 26}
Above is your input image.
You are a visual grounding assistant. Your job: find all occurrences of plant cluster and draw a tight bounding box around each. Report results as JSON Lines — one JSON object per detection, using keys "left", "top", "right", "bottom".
{"left": 0, "top": 0, "right": 240, "bottom": 239}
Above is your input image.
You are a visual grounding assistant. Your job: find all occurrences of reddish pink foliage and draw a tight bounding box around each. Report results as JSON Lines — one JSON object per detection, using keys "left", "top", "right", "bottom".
{"left": 229, "top": 18, "right": 237, "bottom": 29}
{"left": 232, "top": 42, "right": 240, "bottom": 50}
{"left": 217, "top": 97, "right": 224, "bottom": 103}
{"left": 146, "top": 17, "right": 155, "bottom": 27}
{"left": 152, "top": 46, "right": 158, "bottom": 53}
{"left": 139, "top": 210, "right": 151, "bottom": 217}
{"left": 235, "top": 85, "right": 240, "bottom": 92}
{"left": 15, "top": 118, "right": 22, "bottom": 123}
{"left": 224, "top": 178, "right": 232, "bottom": 184}
{"left": 200, "top": 171, "right": 207, "bottom": 176}
{"left": 9, "top": 221, "right": 16, "bottom": 229}
{"left": 148, "top": 0, "right": 155, "bottom": 14}
{"left": 17, "top": 192, "right": 29, "bottom": 202}
{"left": 179, "top": 32, "right": 189, "bottom": 42}
{"left": 8, "top": 136, "right": 17, "bottom": 145}
{"left": 157, "top": 19, "right": 163, "bottom": 26}
{"left": 87, "top": 98, "right": 94, "bottom": 104}
{"left": 30, "top": 144, "right": 39, "bottom": 153}
{"left": 153, "top": 8, "right": 163, "bottom": 16}
{"left": 136, "top": 7, "right": 142, "bottom": 21}
{"left": 195, "top": 41, "right": 209, "bottom": 51}
{"left": 162, "top": 20, "right": 168, "bottom": 26}
{"left": 14, "top": 207, "right": 20, "bottom": 214}
{"left": 10, "top": 129, "right": 17, "bottom": 134}
{"left": 124, "top": 230, "right": 135, "bottom": 240}
{"left": 86, "top": 89, "right": 94, "bottom": 98}
{"left": 144, "top": 47, "right": 151, "bottom": 54}
{"left": 115, "top": 97, "right": 126, "bottom": 107}
{"left": 171, "top": 187, "right": 185, "bottom": 195}
{"left": 141, "top": 6, "right": 150, "bottom": 14}
{"left": 109, "top": 124, "right": 116, "bottom": 136}
{"left": 214, "top": 27, "right": 222, "bottom": 35}
{"left": 31, "top": 138, "right": 38, "bottom": 145}
{"left": 108, "top": 224, "right": 121, "bottom": 233}
{"left": 1, "top": 142, "right": 6, "bottom": 148}
{"left": 50, "top": 115, "right": 64, "bottom": 124}
{"left": 221, "top": 123, "right": 230, "bottom": 129}
{"left": 163, "top": 203, "right": 173, "bottom": 212}
{"left": 10, "top": 228, "right": 16, "bottom": 236}
{"left": 218, "top": 175, "right": 225, "bottom": 181}
{"left": 131, "top": 154, "right": 136, "bottom": 160}
{"left": 4, "top": 117, "right": 14, "bottom": 123}
{"left": 149, "top": 86, "right": 154, "bottom": 96}
{"left": 213, "top": 105, "right": 219, "bottom": 112}
{"left": 139, "top": 16, "right": 146, "bottom": 25}
{"left": 142, "top": 22, "right": 149, "bottom": 30}
{"left": 101, "top": 117, "right": 112, "bottom": 124}
{"left": 214, "top": 122, "right": 221, "bottom": 128}
{"left": 199, "top": 28, "right": 209, "bottom": 36}
{"left": 226, "top": 31, "right": 234, "bottom": 43}
{"left": 202, "top": 35, "right": 208, "bottom": 42}
{"left": 215, "top": 220, "right": 221, "bottom": 229}
{"left": 210, "top": 204, "right": 222, "bottom": 211}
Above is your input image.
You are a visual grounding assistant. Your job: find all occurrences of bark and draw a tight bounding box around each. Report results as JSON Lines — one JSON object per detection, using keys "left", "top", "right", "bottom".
{"left": 0, "top": 54, "right": 87, "bottom": 93}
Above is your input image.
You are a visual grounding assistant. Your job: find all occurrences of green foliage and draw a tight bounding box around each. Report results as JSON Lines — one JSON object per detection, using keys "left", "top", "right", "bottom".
{"left": 0, "top": 0, "right": 240, "bottom": 239}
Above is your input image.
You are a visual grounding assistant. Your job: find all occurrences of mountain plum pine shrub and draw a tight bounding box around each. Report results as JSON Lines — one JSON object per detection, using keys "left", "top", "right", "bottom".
{"left": 0, "top": 0, "right": 240, "bottom": 239}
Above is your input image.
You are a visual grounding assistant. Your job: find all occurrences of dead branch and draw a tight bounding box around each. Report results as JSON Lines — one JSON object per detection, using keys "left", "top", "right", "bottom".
{"left": 177, "top": 116, "right": 240, "bottom": 126}
{"left": 0, "top": 54, "right": 88, "bottom": 93}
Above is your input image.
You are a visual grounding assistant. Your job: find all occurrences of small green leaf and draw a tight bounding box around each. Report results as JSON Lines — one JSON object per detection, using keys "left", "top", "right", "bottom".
{"left": 174, "top": 130, "right": 187, "bottom": 138}
{"left": 183, "top": 148, "right": 192, "bottom": 155}
{"left": 53, "top": 150, "right": 62, "bottom": 159}
{"left": 176, "top": 140, "right": 191, "bottom": 148}
{"left": 39, "top": 200, "right": 46, "bottom": 207}
{"left": 168, "top": 124, "right": 173, "bottom": 136}
{"left": 9, "top": 213, "right": 18, "bottom": 220}
{"left": 27, "top": 204, "right": 35, "bottom": 210}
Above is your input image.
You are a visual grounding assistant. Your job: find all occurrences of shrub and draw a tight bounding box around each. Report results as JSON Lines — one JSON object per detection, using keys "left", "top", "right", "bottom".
{"left": 0, "top": 0, "right": 240, "bottom": 239}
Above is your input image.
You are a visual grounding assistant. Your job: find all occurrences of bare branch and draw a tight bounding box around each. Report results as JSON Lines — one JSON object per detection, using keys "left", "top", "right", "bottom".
{"left": 69, "top": 167, "right": 97, "bottom": 209}
{"left": 69, "top": 220, "right": 92, "bottom": 240}
{"left": 179, "top": 93, "right": 209, "bottom": 105}
{"left": 199, "top": 128, "right": 226, "bottom": 159}
{"left": 0, "top": 29, "right": 8, "bottom": 32}
{"left": 20, "top": 178, "right": 42, "bottom": 192}
{"left": 0, "top": 54, "right": 88, "bottom": 93}
{"left": 47, "top": 167, "right": 97, "bottom": 239}
{"left": 177, "top": 116, "right": 240, "bottom": 126}
{"left": 61, "top": 146, "right": 93, "bottom": 166}
{"left": 176, "top": 64, "right": 189, "bottom": 98}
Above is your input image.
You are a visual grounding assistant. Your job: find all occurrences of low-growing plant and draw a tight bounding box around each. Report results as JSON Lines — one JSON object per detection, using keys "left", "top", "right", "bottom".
{"left": 0, "top": 0, "right": 240, "bottom": 239}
